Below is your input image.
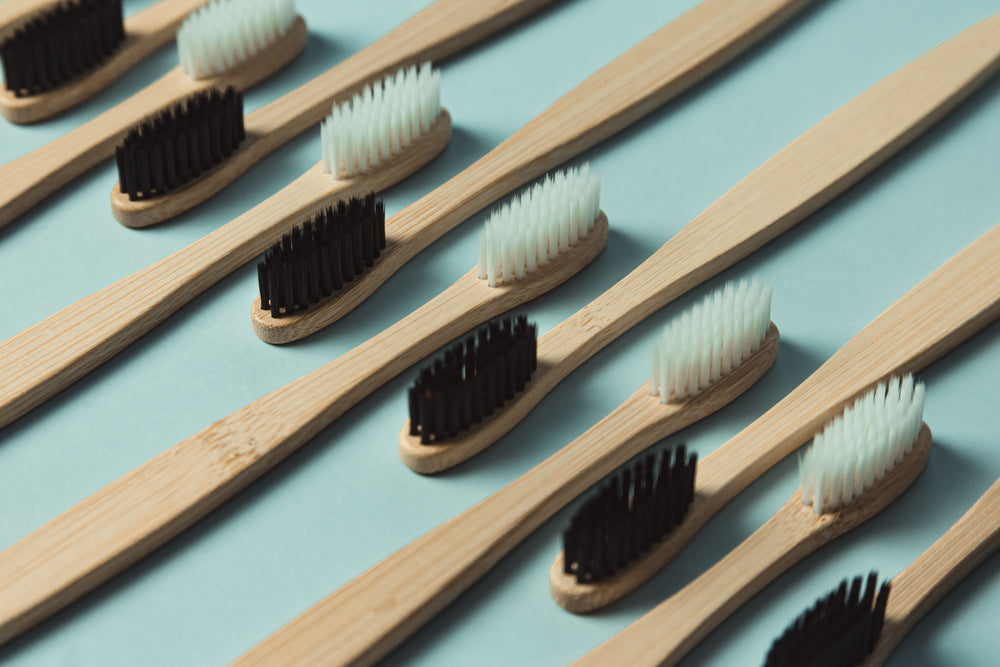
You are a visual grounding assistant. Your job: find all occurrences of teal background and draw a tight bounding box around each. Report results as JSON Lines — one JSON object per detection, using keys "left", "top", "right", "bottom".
{"left": 1, "top": 0, "right": 1000, "bottom": 664}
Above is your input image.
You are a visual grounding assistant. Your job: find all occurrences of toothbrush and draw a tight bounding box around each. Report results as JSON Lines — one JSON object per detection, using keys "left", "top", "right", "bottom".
{"left": 765, "top": 474, "right": 1000, "bottom": 667}
{"left": 0, "top": 64, "right": 447, "bottom": 431}
{"left": 0, "top": 0, "right": 815, "bottom": 429}
{"left": 396, "top": 10, "right": 1000, "bottom": 473}
{"left": 573, "top": 378, "right": 930, "bottom": 666}
{"left": 0, "top": 166, "right": 608, "bottom": 645}
{"left": 0, "top": 0, "right": 307, "bottom": 228}
{"left": 106, "top": 0, "right": 566, "bottom": 228}
{"left": 0, "top": 0, "right": 209, "bottom": 123}
{"left": 248, "top": 0, "right": 817, "bottom": 343}
{"left": 547, "top": 221, "right": 1000, "bottom": 613}
{"left": 0, "top": 0, "right": 70, "bottom": 41}
{"left": 110, "top": 0, "right": 816, "bottom": 229}
{"left": 236, "top": 279, "right": 779, "bottom": 666}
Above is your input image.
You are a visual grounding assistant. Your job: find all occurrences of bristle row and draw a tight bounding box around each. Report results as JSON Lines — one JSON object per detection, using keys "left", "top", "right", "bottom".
{"left": 477, "top": 164, "right": 601, "bottom": 287}
{"left": 799, "top": 374, "right": 924, "bottom": 514}
{"left": 177, "top": 0, "right": 296, "bottom": 79}
{"left": 563, "top": 445, "right": 697, "bottom": 583}
{"left": 0, "top": 0, "right": 124, "bottom": 97}
{"left": 257, "top": 194, "right": 385, "bottom": 318}
{"left": 408, "top": 315, "right": 537, "bottom": 444}
{"left": 651, "top": 278, "right": 772, "bottom": 403}
{"left": 115, "top": 87, "right": 245, "bottom": 201}
{"left": 321, "top": 63, "right": 441, "bottom": 178}
{"left": 765, "top": 573, "right": 890, "bottom": 667}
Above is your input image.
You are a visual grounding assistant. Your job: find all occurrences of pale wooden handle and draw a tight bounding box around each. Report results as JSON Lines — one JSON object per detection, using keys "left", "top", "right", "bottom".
{"left": 863, "top": 477, "right": 1000, "bottom": 667}
{"left": 236, "top": 392, "right": 672, "bottom": 666}
{"left": 369, "top": 0, "right": 814, "bottom": 273}
{"left": 574, "top": 497, "right": 817, "bottom": 667}
{"left": 0, "top": 69, "right": 195, "bottom": 226}
{"left": 0, "top": 0, "right": 60, "bottom": 40}
{"left": 0, "top": 171, "right": 328, "bottom": 429}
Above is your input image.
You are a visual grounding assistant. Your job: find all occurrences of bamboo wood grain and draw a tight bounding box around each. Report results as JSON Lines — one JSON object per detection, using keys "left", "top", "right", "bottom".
{"left": 235, "top": 324, "right": 778, "bottom": 667}
{"left": 246, "top": 0, "right": 815, "bottom": 342}
{"left": 0, "top": 15, "right": 307, "bottom": 228}
{"left": 0, "top": 111, "right": 450, "bottom": 433}
{"left": 0, "top": 0, "right": 61, "bottom": 41}
{"left": 0, "top": 213, "right": 607, "bottom": 646}
{"left": 395, "top": 9, "right": 1000, "bottom": 472}
{"left": 553, "top": 218, "right": 1000, "bottom": 616}
{"left": 0, "top": 0, "right": 207, "bottom": 123}
{"left": 573, "top": 426, "right": 932, "bottom": 667}
{"left": 861, "top": 475, "right": 1000, "bottom": 667}
{"left": 110, "top": 0, "right": 563, "bottom": 227}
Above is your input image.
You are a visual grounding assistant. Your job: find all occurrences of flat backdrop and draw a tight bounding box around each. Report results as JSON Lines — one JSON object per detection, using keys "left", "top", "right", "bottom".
{"left": 1, "top": 0, "right": 999, "bottom": 665}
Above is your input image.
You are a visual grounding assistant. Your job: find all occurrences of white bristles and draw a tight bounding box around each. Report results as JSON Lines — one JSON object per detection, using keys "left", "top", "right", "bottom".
{"left": 320, "top": 63, "right": 441, "bottom": 179}
{"left": 477, "top": 165, "right": 601, "bottom": 287}
{"left": 177, "top": 0, "right": 296, "bottom": 79}
{"left": 650, "top": 278, "right": 772, "bottom": 403}
{"left": 798, "top": 375, "right": 925, "bottom": 514}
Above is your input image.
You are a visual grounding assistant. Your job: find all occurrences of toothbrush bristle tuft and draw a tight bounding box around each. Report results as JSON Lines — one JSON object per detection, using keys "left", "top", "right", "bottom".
{"left": 563, "top": 445, "right": 697, "bottom": 583}
{"left": 114, "top": 87, "right": 245, "bottom": 201}
{"left": 0, "top": 0, "right": 124, "bottom": 97}
{"left": 651, "top": 278, "right": 772, "bottom": 403}
{"left": 477, "top": 164, "right": 601, "bottom": 287}
{"left": 256, "top": 193, "right": 385, "bottom": 318}
{"left": 321, "top": 63, "right": 441, "bottom": 179}
{"left": 764, "top": 572, "right": 890, "bottom": 667}
{"left": 798, "top": 374, "right": 925, "bottom": 514}
{"left": 177, "top": 0, "right": 296, "bottom": 79}
{"left": 407, "top": 315, "right": 537, "bottom": 444}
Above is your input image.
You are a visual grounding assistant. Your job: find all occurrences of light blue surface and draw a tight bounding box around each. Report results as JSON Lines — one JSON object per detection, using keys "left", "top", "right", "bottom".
{"left": 1, "top": 0, "right": 999, "bottom": 664}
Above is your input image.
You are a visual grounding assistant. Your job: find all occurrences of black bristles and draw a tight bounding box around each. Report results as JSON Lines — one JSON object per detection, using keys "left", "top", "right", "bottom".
{"left": 407, "top": 314, "right": 538, "bottom": 444}
{"left": 0, "top": 0, "right": 124, "bottom": 97}
{"left": 256, "top": 194, "right": 386, "bottom": 318}
{"left": 764, "top": 572, "right": 891, "bottom": 667}
{"left": 114, "top": 87, "right": 245, "bottom": 201}
{"left": 562, "top": 445, "right": 697, "bottom": 583}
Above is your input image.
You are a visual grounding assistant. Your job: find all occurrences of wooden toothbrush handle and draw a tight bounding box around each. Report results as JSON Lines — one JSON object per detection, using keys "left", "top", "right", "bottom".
{"left": 0, "top": 68, "right": 197, "bottom": 227}
{"left": 862, "top": 477, "right": 1000, "bottom": 667}
{"left": 0, "top": 0, "right": 60, "bottom": 40}
{"left": 0, "top": 170, "right": 330, "bottom": 430}
{"left": 574, "top": 496, "right": 820, "bottom": 667}
{"left": 235, "top": 391, "right": 671, "bottom": 666}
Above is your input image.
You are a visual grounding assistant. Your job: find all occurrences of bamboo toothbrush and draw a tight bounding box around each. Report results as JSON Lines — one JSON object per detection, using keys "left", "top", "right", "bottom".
{"left": 107, "top": 0, "right": 564, "bottom": 228}
{"left": 0, "top": 0, "right": 307, "bottom": 228}
{"left": 574, "top": 377, "right": 930, "bottom": 666}
{"left": 0, "top": 0, "right": 208, "bottom": 123}
{"left": 395, "top": 10, "right": 1000, "bottom": 473}
{"left": 0, "top": 64, "right": 448, "bottom": 432}
{"left": 545, "top": 221, "right": 1000, "bottom": 614}
{"left": 765, "top": 474, "right": 1000, "bottom": 667}
{"left": 247, "top": 0, "right": 816, "bottom": 342}
{"left": 0, "top": 166, "right": 608, "bottom": 645}
{"left": 0, "top": 0, "right": 814, "bottom": 430}
{"left": 235, "top": 279, "right": 779, "bottom": 666}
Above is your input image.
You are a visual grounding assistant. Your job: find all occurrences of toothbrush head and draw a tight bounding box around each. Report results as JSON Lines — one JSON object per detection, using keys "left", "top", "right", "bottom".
{"left": 0, "top": 0, "right": 124, "bottom": 97}
{"left": 114, "top": 87, "right": 245, "bottom": 202}
{"left": 765, "top": 572, "right": 890, "bottom": 667}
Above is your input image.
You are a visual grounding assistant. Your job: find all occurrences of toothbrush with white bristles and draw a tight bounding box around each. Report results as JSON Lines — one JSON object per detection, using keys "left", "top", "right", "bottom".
{"left": 0, "top": 0, "right": 307, "bottom": 227}
{"left": 235, "top": 278, "right": 778, "bottom": 666}
{"left": 0, "top": 165, "right": 609, "bottom": 646}
{"left": 765, "top": 472, "right": 1000, "bottom": 667}
{"left": 575, "top": 377, "right": 931, "bottom": 666}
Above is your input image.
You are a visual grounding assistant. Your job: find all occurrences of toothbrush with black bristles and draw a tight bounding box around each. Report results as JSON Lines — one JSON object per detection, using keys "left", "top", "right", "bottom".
{"left": 238, "top": 278, "right": 778, "bottom": 665}
{"left": 765, "top": 474, "right": 1000, "bottom": 667}
{"left": 0, "top": 165, "right": 609, "bottom": 645}
{"left": 0, "top": 0, "right": 307, "bottom": 227}
{"left": 396, "top": 10, "right": 1000, "bottom": 473}
{"left": 575, "top": 377, "right": 930, "bottom": 666}
{"left": 0, "top": 0, "right": 210, "bottom": 123}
